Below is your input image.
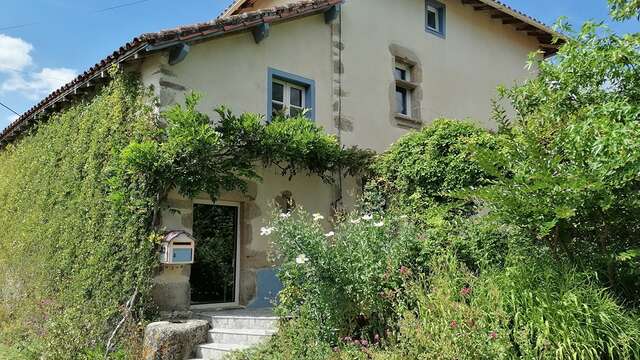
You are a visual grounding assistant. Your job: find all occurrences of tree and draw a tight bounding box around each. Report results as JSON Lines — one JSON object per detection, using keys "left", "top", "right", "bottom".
{"left": 474, "top": 23, "right": 640, "bottom": 304}
{"left": 609, "top": 0, "right": 640, "bottom": 20}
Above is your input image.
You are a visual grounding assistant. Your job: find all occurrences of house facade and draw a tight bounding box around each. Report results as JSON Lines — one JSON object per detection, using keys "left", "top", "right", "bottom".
{"left": 0, "top": 0, "right": 562, "bottom": 314}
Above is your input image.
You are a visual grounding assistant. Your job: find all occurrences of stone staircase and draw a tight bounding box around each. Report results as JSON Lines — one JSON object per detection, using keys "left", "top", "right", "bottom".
{"left": 191, "top": 308, "right": 278, "bottom": 360}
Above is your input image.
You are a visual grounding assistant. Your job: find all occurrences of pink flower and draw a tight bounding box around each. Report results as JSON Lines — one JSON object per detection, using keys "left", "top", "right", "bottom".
{"left": 460, "top": 286, "right": 472, "bottom": 297}
{"left": 489, "top": 331, "right": 498, "bottom": 340}
{"left": 450, "top": 320, "right": 458, "bottom": 329}
{"left": 373, "top": 334, "right": 381, "bottom": 344}
{"left": 360, "top": 339, "right": 369, "bottom": 347}
{"left": 399, "top": 266, "right": 411, "bottom": 276}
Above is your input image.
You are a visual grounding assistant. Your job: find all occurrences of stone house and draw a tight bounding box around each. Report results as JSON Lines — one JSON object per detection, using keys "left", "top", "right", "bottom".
{"left": 0, "top": 0, "right": 562, "bottom": 314}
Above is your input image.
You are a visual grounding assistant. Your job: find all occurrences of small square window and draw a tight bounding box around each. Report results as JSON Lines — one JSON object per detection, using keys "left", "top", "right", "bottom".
{"left": 270, "top": 79, "right": 307, "bottom": 119}
{"left": 268, "top": 68, "right": 315, "bottom": 122}
{"left": 425, "top": 0, "right": 445, "bottom": 37}
{"left": 395, "top": 67, "right": 408, "bottom": 81}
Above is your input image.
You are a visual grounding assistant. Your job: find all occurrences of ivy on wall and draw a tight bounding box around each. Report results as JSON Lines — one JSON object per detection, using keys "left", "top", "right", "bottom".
{"left": 0, "top": 72, "right": 158, "bottom": 359}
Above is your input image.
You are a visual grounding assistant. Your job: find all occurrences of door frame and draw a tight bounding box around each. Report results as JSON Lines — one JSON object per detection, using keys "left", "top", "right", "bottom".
{"left": 190, "top": 199, "right": 242, "bottom": 310}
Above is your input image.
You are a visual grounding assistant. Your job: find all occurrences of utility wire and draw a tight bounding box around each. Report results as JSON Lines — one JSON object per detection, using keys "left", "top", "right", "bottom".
{"left": 0, "top": 101, "right": 21, "bottom": 116}
{"left": 0, "top": 0, "right": 156, "bottom": 31}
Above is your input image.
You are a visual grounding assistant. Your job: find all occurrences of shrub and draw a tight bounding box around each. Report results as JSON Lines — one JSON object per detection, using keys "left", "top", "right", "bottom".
{"left": 372, "top": 119, "right": 498, "bottom": 215}
{"left": 387, "top": 251, "right": 640, "bottom": 360}
{"left": 474, "top": 23, "right": 640, "bottom": 305}
{"left": 267, "top": 209, "right": 423, "bottom": 343}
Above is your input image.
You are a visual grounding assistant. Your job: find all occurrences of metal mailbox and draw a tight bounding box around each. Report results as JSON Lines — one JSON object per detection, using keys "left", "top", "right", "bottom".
{"left": 160, "top": 231, "right": 195, "bottom": 265}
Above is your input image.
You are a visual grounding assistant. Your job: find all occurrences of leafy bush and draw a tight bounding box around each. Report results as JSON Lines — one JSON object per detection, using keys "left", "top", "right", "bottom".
{"left": 267, "top": 210, "right": 423, "bottom": 343}
{"left": 372, "top": 119, "right": 498, "bottom": 215}
{"left": 0, "top": 73, "right": 157, "bottom": 359}
{"left": 384, "top": 251, "right": 640, "bottom": 360}
{"left": 475, "top": 23, "right": 640, "bottom": 305}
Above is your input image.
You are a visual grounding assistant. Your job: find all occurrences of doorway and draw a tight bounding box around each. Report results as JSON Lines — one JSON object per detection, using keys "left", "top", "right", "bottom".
{"left": 190, "top": 201, "right": 240, "bottom": 307}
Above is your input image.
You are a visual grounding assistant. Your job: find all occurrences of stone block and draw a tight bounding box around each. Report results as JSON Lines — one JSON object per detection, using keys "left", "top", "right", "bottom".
{"left": 142, "top": 320, "right": 209, "bottom": 360}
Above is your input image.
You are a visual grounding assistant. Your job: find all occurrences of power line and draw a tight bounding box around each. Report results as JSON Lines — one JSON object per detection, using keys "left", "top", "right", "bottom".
{"left": 94, "top": 0, "right": 153, "bottom": 13}
{"left": 0, "top": 0, "right": 156, "bottom": 32}
{"left": 0, "top": 101, "right": 21, "bottom": 117}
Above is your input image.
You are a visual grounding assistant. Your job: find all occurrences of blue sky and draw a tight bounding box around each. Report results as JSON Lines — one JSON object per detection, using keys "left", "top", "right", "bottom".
{"left": 0, "top": 0, "right": 637, "bottom": 130}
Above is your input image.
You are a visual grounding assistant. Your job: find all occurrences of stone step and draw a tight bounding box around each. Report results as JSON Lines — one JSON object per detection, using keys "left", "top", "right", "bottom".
{"left": 208, "top": 327, "right": 276, "bottom": 345}
{"left": 195, "top": 342, "right": 252, "bottom": 360}
{"left": 194, "top": 309, "right": 279, "bottom": 330}
{"left": 210, "top": 315, "right": 279, "bottom": 330}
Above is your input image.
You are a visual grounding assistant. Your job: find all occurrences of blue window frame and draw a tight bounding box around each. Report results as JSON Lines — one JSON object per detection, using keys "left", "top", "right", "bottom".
{"left": 425, "top": 0, "right": 446, "bottom": 38}
{"left": 267, "top": 68, "right": 316, "bottom": 122}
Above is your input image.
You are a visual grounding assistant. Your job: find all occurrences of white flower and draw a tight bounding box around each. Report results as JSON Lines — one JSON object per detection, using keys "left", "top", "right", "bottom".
{"left": 399, "top": 215, "right": 408, "bottom": 219}
{"left": 280, "top": 212, "right": 291, "bottom": 219}
{"left": 260, "top": 226, "right": 275, "bottom": 236}
{"left": 362, "top": 214, "right": 373, "bottom": 221}
{"left": 350, "top": 218, "right": 361, "bottom": 224}
{"left": 295, "top": 254, "right": 309, "bottom": 264}
{"left": 325, "top": 231, "right": 335, "bottom": 237}
{"left": 374, "top": 221, "right": 384, "bottom": 228}
{"left": 313, "top": 213, "right": 325, "bottom": 221}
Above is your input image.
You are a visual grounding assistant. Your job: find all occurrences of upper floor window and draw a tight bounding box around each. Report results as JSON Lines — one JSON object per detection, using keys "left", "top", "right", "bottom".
{"left": 272, "top": 80, "right": 306, "bottom": 118}
{"left": 268, "top": 68, "right": 315, "bottom": 122}
{"left": 395, "top": 64, "right": 411, "bottom": 116}
{"left": 425, "top": 0, "right": 446, "bottom": 38}
{"left": 394, "top": 59, "right": 418, "bottom": 120}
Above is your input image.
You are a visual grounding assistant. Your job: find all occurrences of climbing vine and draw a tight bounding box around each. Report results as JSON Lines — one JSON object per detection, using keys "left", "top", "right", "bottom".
{"left": 0, "top": 72, "right": 158, "bottom": 359}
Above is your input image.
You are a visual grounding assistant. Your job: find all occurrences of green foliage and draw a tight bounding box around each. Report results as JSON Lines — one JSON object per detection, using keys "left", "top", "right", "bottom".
{"left": 121, "top": 92, "right": 374, "bottom": 202}
{"left": 386, "top": 252, "right": 640, "bottom": 360}
{"left": 372, "top": 119, "right": 498, "bottom": 215}
{"left": 0, "top": 73, "right": 157, "bottom": 358}
{"left": 609, "top": 0, "right": 640, "bottom": 20}
{"left": 474, "top": 23, "right": 640, "bottom": 304}
{"left": 268, "top": 210, "right": 422, "bottom": 342}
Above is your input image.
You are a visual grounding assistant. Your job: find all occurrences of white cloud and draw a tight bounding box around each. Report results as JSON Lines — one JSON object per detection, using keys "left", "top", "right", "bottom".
{"left": 1, "top": 68, "right": 77, "bottom": 100}
{"left": 0, "top": 34, "right": 33, "bottom": 72}
{"left": 0, "top": 34, "right": 77, "bottom": 101}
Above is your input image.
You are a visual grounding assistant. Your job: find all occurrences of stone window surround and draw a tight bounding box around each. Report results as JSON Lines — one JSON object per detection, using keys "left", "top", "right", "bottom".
{"left": 389, "top": 44, "right": 423, "bottom": 129}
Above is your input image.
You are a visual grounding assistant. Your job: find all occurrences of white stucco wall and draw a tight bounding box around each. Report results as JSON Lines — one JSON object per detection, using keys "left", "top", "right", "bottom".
{"left": 337, "top": 0, "right": 539, "bottom": 152}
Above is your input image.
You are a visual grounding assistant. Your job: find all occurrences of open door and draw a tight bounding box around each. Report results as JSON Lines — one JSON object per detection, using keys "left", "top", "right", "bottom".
{"left": 190, "top": 202, "right": 240, "bottom": 307}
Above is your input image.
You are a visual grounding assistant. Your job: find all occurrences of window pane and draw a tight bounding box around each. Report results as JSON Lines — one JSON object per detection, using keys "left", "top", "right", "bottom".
{"left": 395, "top": 67, "right": 407, "bottom": 81}
{"left": 396, "top": 87, "right": 408, "bottom": 115}
{"left": 427, "top": 9, "right": 437, "bottom": 30}
{"left": 290, "top": 87, "right": 303, "bottom": 107}
{"left": 272, "top": 102, "right": 284, "bottom": 117}
{"left": 272, "top": 82, "right": 284, "bottom": 102}
{"left": 290, "top": 106, "right": 303, "bottom": 117}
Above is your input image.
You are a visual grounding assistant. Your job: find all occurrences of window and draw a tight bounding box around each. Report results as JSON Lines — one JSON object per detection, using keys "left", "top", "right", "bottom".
{"left": 394, "top": 61, "right": 416, "bottom": 118}
{"left": 268, "top": 68, "right": 315, "bottom": 121}
{"left": 425, "top": 0, "right": 445, "bottom": 37}
{"left": 271, "top": 80, "right": 306, "bottom": 118}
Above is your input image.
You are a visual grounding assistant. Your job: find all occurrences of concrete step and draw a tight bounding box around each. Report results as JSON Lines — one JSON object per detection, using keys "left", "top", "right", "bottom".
{"left": 194, "top": 308, "right": 279, "bottom": 330}
{"left": 208, "top": 327, "right": 275, "bottom": 345}
{"left": 195, "top": 342, "right": 252, "bottom": 360}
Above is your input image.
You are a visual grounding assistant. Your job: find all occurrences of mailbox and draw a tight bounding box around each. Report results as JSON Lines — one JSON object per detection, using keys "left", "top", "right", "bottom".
{"left": 160, "top": 231, "right": 195, "bottom": 265}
